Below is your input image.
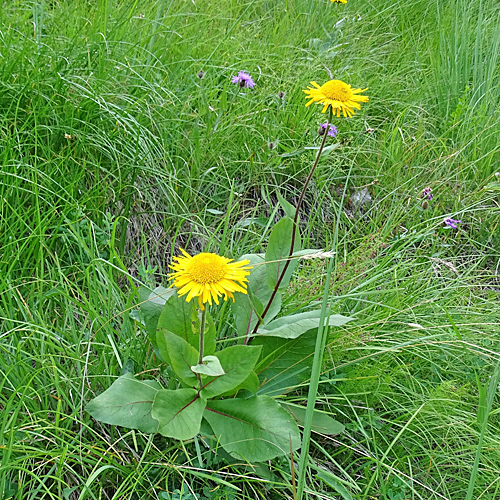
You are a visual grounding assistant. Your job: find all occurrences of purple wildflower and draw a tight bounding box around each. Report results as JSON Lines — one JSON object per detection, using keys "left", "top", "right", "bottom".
{"left": 320, "top": 122, "right": 338, "bottom": 137}
{"left": 231, "top": 71, "right": 255, "bottom": 89}
{"left": 443, "top": 218, "right": 461, "bottom": 229}
{"left": 421, "top": 187, "right": 432, "bottom": 201}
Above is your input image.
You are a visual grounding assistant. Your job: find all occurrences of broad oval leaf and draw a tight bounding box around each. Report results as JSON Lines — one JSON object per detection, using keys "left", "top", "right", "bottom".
{"left": 232, "top": 254, "right": 282, "bottom": 337}
{"left": 254, "top": 329, "right": 316, "bottom": 397}
{"left": 280, "top": 403, "right": 345, "bottom": 435}
{"left": 204, "top": 395, "right": 301, "bottom": 462}
{"left": 200, "top": 345, "right": 262, "bottom": 399}
{"left": 86, "top": 373, "right": 161, "bottom": 433}
{"left": 265, "top": 217, "right": 301, "bottom": 290}
{"left": 157, "top": 292, "right": 216, "bottom": 359}
{"left": 218, "top": 370, "right": 260, "bottom": 398}
{"left": 276, "top": 191, "right": 296, "bottom": 219}
{"left": 152, "top": 389, "right": 206, "bottom": 440}
{"left": 136, "top": 286, "right": 175, "bottom": 343}
{"left": 257, "top": 310, "right": 354, "bottom": 339}
{"left": 237, "top": 370, "right": 260, "bottom": 395}
{"left": 157, "top": 329, "right": 198, "bottom": 387}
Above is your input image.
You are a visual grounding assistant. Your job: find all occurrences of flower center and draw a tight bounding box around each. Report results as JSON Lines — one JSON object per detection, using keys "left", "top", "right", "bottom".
{"left": 321, "top": 80, "right": 352, "bottom": 102}
{"left": 186, "top": 253, "right": 228, "bottom": 284}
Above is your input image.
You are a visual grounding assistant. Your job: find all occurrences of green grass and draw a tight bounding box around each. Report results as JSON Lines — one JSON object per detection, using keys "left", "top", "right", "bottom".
{"left": 1, "top": 0, "right": 499, "bottom": 498}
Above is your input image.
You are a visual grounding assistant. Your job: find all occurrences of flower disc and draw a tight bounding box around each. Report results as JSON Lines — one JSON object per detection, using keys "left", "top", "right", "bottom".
{"left": 169, "top": 250, "right": 252, "bottom": 310}
{"left": 303, "top": 79, "right": 368, "bottom": 117}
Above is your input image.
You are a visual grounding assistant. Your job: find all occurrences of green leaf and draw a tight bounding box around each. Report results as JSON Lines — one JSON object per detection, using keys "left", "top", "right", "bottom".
{"left": 157, "top": 329, "right": 198, "bottom": 387}
{"left": 276, "top": 191, "right": 296, "bottom": 219}
{"left": 232, "top": 254, "right": 282, "bottom": 337}
{"left": 120, "top": 358, "right": 135, "bottom": 376}
{"left": 235, "top": 217, "right": 269, "bottom": 228}
{"left": 218, "top": 370, "right": 260, "bottom": 397}
{"left": 204, "top": 395, "right": 301, "bottom": 462}
{"left": 175, "top": 468, "right": 241, "bottom": 492}
{"left": 320, "top": 143, "right": 341, "bottom": 156}
{"left": 204, "top": 312, "right": 217, "bottom": 355}
{"left": 291, "top": 248, "right": 327, "bottom": 258}
{"left": 304, "top": 143, "right": 340, "bottom": 156}
{"left": 157, "top": 292, "right": 216, "bottom": 358}
{"left": 152, "top": 389, "right": 206, "bottom": 440}
{"left": 266, "top": 217, "right": 301, "bottom": 290}
{"left": 484, "top": 181, "right": 500, "bottom": 191}
{"left": 137, "top": 286, "right": 175, "bottom": 343}
{"left": 86, "top": 373, "right": 161, "bottom": 433}
{"left": 316, "top": 471, "right": 354, "bottom": 500}
{"left": 254, "top": 329, "right": 317, "bottom": 396}
{"left": 239, "top": 370, "right": 260, "bottom": 394}
{"left": 476, "top": 376, "right": 488, "bottom": 425}
{"left": 157, "top": 292, "right": 194, "bottom": 344}
{"left": 257, "top": 310, "right": 354, "bottom": 339}
{"left": 280, "top": 403, "right": 345, "bottom": 435}
{"left": 200, "top": 345, "right": 262, "bottom": 399}
{"left": 191, "top": 356, "right": 225, "bottom": 377}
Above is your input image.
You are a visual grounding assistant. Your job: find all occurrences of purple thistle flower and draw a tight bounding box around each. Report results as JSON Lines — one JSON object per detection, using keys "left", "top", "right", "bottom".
{"left": 321, "top": 122, "right": 338, "bottom": 137}
{"left": 421, "top": 187, "right": 432, "bottom": 201}
{"left": 443, "top": 218, "right": 461, "bottom": 229}
{"left": 231, "top": 71, "right": 255, "bottom": 89}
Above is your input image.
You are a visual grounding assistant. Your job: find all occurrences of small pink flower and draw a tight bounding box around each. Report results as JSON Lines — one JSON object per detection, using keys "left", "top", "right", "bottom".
{"left": 421, "top": 187, "right": 432, "bottom": 201}
{"left": 231, "top": 71, "right": 255, "bottom": 89}
{"left": 320, "top": 122, "right": 338, "bottom": 137}
{"left": 443, "top": 218, "right": 461, "bottom": 229}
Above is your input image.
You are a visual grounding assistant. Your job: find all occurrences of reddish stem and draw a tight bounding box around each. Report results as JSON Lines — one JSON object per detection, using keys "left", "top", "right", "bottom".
{"left": 248, "top": 117, "right": 332, "bottom": 339}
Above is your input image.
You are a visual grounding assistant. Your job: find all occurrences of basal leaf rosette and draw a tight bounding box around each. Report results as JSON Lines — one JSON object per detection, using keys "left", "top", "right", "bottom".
{"left": 303, "top": 79, "right": 368, "bottom": 117}
{"left": 169, "top": 250, "right": 252, "bottom": 310}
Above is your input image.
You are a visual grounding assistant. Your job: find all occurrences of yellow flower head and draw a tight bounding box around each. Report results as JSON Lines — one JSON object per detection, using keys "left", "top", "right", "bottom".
{"left": 331, "top": 0, "right": 347, "bottom": 3}
{"left": 169, "top": 250, "right": 252, "bottom": 310}
{"left": 303, "top": 79, "right": 368, "bottom": 117}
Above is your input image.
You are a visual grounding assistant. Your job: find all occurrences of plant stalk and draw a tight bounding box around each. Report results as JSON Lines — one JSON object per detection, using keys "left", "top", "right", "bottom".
{"left": 250, "top": 110, "right": 333, "bottom": 337}
{"left": 197, "top": 308, "right": 207, "bottom": 391}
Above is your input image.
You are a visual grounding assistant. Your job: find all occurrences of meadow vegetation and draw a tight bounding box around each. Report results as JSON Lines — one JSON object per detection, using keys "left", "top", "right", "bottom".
{"left": 1, "top": 0, "right": 499, "bottom": 499}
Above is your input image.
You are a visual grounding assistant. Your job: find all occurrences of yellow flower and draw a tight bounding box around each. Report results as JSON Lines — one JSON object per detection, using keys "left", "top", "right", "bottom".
{"left": 331, "top": 0, "right": 347, "bottom": 3}
{"left": 169, "top": 250, "right": 252, "bottom": 310}
{"left": 303, "top": 79, "right": 368, "bottom": 117}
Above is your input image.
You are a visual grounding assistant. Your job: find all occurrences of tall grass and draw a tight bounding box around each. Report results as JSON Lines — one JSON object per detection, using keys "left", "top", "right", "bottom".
{"left": 1, "top": 0, "right": 499, "bottom": 499}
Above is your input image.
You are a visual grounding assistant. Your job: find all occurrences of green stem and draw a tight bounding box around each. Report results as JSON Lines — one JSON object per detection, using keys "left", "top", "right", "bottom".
{"left": 196, "top": 308, "right": 207, "bottom": 392}
{"left": 212, "top": 88, "right": 239, "bottom": 133}
{"left": 198, "top": 308, "right": 206, "bottom": 365}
